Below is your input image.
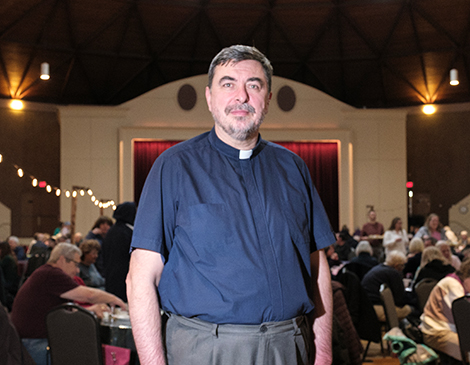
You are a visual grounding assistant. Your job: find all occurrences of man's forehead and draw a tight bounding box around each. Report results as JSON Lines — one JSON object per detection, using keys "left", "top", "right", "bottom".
{"left": 214, "top": 60, "right": 266, "bottom": 79}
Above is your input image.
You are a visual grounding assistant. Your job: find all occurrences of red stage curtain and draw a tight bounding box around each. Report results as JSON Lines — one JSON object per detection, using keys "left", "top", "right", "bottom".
{"left": 134, "top": 140, "right": 339, "bottom": 231}
{"left": 275, "top": 141, "right": 339, "bottom": 231}
{"left": 134, "top": 140, "right": 182, "bottom": 204}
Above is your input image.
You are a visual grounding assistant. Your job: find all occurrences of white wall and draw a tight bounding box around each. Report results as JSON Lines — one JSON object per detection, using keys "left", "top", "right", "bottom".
{"left": 0, "top": 201, "right": 11, "bottom": 240}
{"left": 449, "top": 195, "right": 470, "bottom": 235}
{"left": 59, "top": 75, "right": 408, "bottom": 234}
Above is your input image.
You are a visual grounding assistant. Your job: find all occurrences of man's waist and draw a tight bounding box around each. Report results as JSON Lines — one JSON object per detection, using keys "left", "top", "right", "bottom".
{"left": 165, "top": 312, "right": 308, "bottom": 335}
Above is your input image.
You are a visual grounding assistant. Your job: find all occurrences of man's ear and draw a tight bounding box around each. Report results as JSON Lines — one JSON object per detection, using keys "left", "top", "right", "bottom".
{"left": 205, "top": 86, "right": 212, "bottom": 112}
{"left": 264, "top": 92, "right": 272, "bottom": 114}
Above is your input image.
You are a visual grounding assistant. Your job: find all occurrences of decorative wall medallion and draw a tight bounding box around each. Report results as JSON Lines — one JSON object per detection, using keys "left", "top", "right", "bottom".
{"left": 177, "top": 84, "right": 197, "bottom": 110}
{"left": 277, "top": 85, "right": 296, "bottom": 112}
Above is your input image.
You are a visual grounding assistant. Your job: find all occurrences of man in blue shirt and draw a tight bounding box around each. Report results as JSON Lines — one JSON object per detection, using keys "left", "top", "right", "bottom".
{"left": 127, "top": 45, "right": 336, "bottom": 365}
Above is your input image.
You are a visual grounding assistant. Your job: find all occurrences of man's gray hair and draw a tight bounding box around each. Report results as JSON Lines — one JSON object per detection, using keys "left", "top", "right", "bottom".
{"left": 8, "top": 236, "right": 19, "bottom": 244}
{"left": 208, "top": 45, "right": 273, "bottom": 92}
{"left": 355, "top": 240, "right": 373, "bottom": 256}
{"left": 48, "top": 242, "right": 81, "bottom": 264}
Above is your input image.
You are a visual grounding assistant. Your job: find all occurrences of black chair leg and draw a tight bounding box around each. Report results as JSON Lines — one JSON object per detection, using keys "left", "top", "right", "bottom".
{"left": 362, "top": 341, "right": 372, "bottom": 362}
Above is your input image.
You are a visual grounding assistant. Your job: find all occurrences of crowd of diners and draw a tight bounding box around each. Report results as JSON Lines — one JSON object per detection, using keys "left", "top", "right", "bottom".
{"left": 0, "top": 202, "right": 136, "bottom": 365}
{"left": 2, "top": 206, "right": 469, "bottom": 363}
{"left": 327, "top": 210, "right": 470, "bottom": 363}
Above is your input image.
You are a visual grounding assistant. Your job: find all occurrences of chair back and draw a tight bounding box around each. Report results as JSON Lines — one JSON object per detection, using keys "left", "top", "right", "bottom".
{"left": 46, "top": 303, "right": 103, "bottom": 365}
{"left": 380, "top": 284, "right": 400, "bottom": 329}
{"left": 452, "top": 294, "right": 470, "bottom": 364}
{"left": 414, "top": 278, "right": 438, "bottom": 312}
{"left": 336, "top": 268, "right": 382, "bottom": 342}
{"left": 344, "top": 261, "right": 373, "bottom": 282}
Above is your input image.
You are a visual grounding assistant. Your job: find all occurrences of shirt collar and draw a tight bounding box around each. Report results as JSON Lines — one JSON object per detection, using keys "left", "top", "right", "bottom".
{"left": 208, "top": 127, "right": 264, "bottom": 160}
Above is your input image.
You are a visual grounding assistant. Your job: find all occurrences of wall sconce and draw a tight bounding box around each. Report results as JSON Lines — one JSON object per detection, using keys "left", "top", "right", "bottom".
{"left": 450, "top": 68, "right": 459, "bottom": 86}
{"left": 40, "top": 62, "right": 50, "bottom": 80}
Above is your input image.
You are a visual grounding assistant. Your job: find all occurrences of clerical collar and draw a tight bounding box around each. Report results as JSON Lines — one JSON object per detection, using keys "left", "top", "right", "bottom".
{"left": 208, "top": 127, "right": 263, "bottom": 160}
{"left": 239, "top": 150, "right": 253, "bottom": 159}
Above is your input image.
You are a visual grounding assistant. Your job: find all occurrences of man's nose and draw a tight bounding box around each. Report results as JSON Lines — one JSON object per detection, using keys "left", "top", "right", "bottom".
{"left": 235, "top": 86, "right": 249, "bottom": 103}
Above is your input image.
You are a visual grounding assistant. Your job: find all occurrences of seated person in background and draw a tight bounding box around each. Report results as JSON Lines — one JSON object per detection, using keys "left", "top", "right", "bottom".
{"left": 85, "top": 216, "right": 114, "bottom": 275}
{"left": 420, "top": 258, "right": 470, "bottom": 362}
{"left": 350, "top": 241, "right": 378, "bottom": 268}
{"left": 361, "top": 250, "right": 412, "bottom": 322}
{"left": 443, "top": 226, "right": 458, "bottom": 246}
{"left": 339, "top": 225, "right": 359, "bottom": 249}
{"left": 383, "top": 217, "right": 409, "bottom": 256}
{"left": 347, "top": 241, "right": 378, "bottom": 280}
{"left": 414, "top": 246, "right": 455, "bottom": 288}
{"left": 334, "top": 231, "right": 356, "bottom": 261}
{"left": 78, "top": 239, "right": 105, "bottom": 290}
{"left": 456, "top": 230, "right": 468, "bottom": 254}
{"left": 414, "top": 213, "right": 447, "bottom": 242}
{"left": 0, "top": 241, "right": 20, "bottom": 310}
{"left": 403, "top": 237, "right": 424, "bottom": 280}
{"left": 26, "top": 233, "right": 46, "bottom": 258}
{"left": 436, "top": 241, "right": 461, "bottom": 271}
{"left": 8, "top": 236, "right": 26, "bottom": 261}
{"left": 10, "top": 243, "right": 126, "bottom": 365}
{"left": 72, "top": 232, "right": 83, "bottom": 247}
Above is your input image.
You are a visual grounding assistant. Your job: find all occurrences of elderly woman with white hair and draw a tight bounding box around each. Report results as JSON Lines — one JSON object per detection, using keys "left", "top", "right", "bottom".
{"left": 436, "top": 241, "right": 461, "bottom": 271}
{"left": 349, "top": 241, "right": 378, "bottom": 269}
{"left": 361, "top": 250, "right": 412, "bottom": 321}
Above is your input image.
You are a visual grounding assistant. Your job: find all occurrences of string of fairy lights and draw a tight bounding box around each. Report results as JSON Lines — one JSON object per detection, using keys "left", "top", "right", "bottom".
{"left": 0, "top": 152, "right": 116, "bottom": 210}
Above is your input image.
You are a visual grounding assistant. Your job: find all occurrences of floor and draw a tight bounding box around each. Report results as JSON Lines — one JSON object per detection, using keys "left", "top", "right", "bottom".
{"left": 361, "top": 340, "right": 400, "bottom": 365}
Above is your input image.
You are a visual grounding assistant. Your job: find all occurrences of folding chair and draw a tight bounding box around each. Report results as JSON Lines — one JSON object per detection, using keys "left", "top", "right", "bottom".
{"left": 452, "top": 294, "right": 470, "bottom": 364}
{"left": 380, "top": 283, "right": 400, "bottom": 330}
{"left": 46, "top": 303, "right": 103, "bottom": 365}
{"left": 414, "top": 278, "right": 438, "bottom": 312}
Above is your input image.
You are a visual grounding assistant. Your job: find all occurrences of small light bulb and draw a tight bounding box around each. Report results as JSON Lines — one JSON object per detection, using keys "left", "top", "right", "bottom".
{"left": 17, "top": 168, "right": 24, "bottom": 177}
{"left": 56, "top": 189, "right": 61, "bottom": 196}
{"left": 65, "top": 190, "right": 71, "bottom": 198}
{"left": 46, "top": 185, "right": 52, "bottom": 193}
{"left": 32, "top": 178, "right": 38, "bottom": 187}
{"left": 422, "top": 104, "right": 436, "bottom": 115}
{"left": 10, "top": 100, "right": 24, "bottom": 110}
{"left": 80, "top": 189, "right": 85, "bottom": 196}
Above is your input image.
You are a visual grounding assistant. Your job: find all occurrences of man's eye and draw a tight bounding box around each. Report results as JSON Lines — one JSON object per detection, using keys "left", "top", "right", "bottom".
{"left": 222, "top": 83, "right": 233, "bottom": 88}
{"left": 248, "top": 84, "right": 260, "bottom": 90}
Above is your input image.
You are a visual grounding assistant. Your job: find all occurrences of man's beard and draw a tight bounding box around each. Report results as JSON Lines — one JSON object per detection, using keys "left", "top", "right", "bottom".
{"left": 214, "top": 103, "right": 266, "bottom": 141}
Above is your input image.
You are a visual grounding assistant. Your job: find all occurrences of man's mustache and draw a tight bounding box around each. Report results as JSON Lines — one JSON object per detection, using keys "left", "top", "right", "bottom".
{"left": 225, "top": 103, "right": 255, "bottom": 115}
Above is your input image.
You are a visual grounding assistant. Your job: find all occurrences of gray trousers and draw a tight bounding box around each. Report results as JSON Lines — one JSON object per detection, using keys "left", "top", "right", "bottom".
{"left": 164, "top": 313, "right": 314, "bottom": 365}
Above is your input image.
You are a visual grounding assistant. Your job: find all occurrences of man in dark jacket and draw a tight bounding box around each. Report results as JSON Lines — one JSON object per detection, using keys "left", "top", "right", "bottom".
{"left": 102, "top": 202, "right": 136, "bottom": 302}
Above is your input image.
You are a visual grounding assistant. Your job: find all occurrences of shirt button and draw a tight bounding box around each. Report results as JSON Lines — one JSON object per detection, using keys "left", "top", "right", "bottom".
{"left": 260, "top": 325, "right": 268, "bottom": 333}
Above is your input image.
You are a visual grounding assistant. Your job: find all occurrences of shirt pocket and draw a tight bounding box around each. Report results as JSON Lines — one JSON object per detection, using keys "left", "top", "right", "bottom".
{"left": 180, "top": 203, "right": 234, "bottom": 252}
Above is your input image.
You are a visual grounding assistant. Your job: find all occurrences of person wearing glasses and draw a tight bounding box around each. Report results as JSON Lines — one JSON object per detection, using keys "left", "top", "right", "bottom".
{"left": 10, "top": 242, "right": 126, "bottom": 365}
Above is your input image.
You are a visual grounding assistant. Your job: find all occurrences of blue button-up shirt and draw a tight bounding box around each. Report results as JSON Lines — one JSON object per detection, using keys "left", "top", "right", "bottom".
{"left": 131, "top": 128, "right": 335, "bottom": 324}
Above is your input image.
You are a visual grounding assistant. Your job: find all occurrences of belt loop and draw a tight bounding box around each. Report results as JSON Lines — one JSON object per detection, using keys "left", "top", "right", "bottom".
{"left": 211, "top": 323, "right": 219, "bottom": 337}
{"left": 292, "top": 316, "right": 303, "bottom": 335}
